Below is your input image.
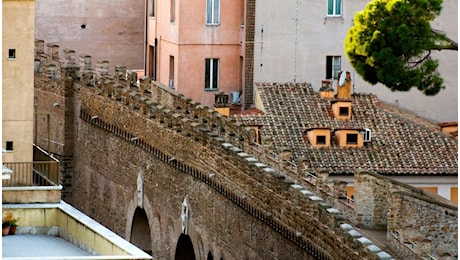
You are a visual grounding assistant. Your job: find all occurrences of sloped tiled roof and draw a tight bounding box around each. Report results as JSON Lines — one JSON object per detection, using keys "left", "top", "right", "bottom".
{"left": 234, "top": 82, "right": 458, "bottom": 176}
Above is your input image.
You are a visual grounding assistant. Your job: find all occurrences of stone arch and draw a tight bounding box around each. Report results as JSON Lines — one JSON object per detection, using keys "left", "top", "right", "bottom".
{"left": 126, "top": 185, "right": 162, "bottom": 257}
{"left": 175, "top": 233, "right": 196, "bottom": 260}
{"left": 130, "top": 207, "right": 152, "bottom": 255}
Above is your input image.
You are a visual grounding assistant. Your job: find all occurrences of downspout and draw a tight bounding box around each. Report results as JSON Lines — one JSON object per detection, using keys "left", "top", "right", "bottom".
{"left": 144, "top": 0, "right": 148, "bottom": 76}
{"left": 294, "top": 0, "right": 300, "bottom": 83}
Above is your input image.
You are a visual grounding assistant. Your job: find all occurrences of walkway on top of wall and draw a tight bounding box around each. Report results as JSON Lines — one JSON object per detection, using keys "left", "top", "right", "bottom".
{"left": 354, "top": 227, "right": 392, "bottom": 254}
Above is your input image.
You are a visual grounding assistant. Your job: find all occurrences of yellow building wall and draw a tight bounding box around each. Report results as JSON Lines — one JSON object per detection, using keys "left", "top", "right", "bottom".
{"left": 2, "top": 207, "right": 130, "bottom": 256}
{"left": 417, "top": 186, "right": 438, "bottom": 194}
{"left": 2, "top": 0, "right": 35, "bottom": 162}
{"left": 450, "top": 187, "right": 457, "bottom": 204}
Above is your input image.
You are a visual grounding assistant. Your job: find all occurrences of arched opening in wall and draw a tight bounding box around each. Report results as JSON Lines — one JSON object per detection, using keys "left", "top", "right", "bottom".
{"left": 207, "top": 251, "right": 213, "bottom": 260}
{"left": 130, "top": 207, "right": 152, "bottom": 255}
{"left": 174, "top": 234, "right": 196, "bottom": 260}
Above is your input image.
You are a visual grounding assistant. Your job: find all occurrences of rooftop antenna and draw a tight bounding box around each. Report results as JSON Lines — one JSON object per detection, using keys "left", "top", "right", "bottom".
{"left": 339, "top": 70, "right": 346, "bottom": 87}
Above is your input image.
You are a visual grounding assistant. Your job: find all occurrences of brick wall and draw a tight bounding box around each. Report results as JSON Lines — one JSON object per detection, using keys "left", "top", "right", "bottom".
{"left": 33, "top": 41, "right": 457, "bottom": 260}
{"left": 243, "top": 0, "right": 256, "bottom": 109}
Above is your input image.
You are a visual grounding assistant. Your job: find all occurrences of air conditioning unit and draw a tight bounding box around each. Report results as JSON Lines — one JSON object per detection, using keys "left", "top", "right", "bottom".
{"left": 363, "top": 128, "right": 372, "bottom": 142}
{"left": 231, "top": 91, "right": 241, "bottom": 104}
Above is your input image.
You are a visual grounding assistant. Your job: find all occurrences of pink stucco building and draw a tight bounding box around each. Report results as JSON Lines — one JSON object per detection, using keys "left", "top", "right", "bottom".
{"left": 146, "top": 0, "right": 248, "bottom": 108}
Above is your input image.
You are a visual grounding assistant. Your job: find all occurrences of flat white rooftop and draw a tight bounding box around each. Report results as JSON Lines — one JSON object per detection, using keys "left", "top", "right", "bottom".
{"left": 2, "top": 234, "right": 92, "bottom": 259}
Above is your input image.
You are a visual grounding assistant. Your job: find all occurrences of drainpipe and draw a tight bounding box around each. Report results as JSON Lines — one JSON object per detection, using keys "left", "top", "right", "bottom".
{"left": 144, "top": 0, "right": 148, "bottom": 76}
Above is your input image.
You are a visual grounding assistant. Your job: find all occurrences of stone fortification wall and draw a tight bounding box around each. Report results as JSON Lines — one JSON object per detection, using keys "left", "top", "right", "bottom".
{"left": 33, "top": 40, "right": 414, "bottom": 259}
{"left": 387, "top": 192, "right": 457, "bottom": 259}
{"left": 355, "top": 170, "right": 458, "bottom": 258}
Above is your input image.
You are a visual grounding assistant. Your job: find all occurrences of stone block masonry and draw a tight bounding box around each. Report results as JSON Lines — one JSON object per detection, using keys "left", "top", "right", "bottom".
{"left": 33, "top": 40, "right": 456, "bottom": 259}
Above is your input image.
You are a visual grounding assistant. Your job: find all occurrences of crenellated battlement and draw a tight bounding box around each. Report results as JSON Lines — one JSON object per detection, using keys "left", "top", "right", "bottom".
{"left": 33, "top": 40, "right": 457, "bottom": 260}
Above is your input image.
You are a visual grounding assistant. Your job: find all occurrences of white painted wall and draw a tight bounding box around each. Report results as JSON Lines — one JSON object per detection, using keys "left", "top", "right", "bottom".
{"left": 254, "top": 0, "right": 457, "bottom": 123}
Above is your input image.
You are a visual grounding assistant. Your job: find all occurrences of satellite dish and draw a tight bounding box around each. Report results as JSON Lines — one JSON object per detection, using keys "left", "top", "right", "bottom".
{"left": 339, "top": 71, "right": 347, "bottom": 87}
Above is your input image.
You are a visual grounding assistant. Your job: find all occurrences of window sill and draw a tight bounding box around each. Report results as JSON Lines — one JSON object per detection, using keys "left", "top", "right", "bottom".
{"left": 323, "top": 16, "right": 344, "bottom": 24}
{"left": 204, "top": 88, "right": 219, "bottom": 92}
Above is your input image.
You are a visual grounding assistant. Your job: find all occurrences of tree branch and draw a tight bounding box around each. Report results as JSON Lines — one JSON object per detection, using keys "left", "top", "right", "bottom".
{"left": 431, "top": 29, "right": 458, "bottom": 51}
{"left": 406, "top": 50, "right": 431, "bottom": 69}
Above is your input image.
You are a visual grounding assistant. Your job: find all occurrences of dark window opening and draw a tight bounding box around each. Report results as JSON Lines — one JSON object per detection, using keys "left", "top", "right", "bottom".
{"left": 170, "top": 0, "right": 175, "bottom": 22}
{"left": 346, "top": 133, "right": 358, "bottom": 144}
{"left": 316, "top": 136, "right": 326, "bottom": 145}
{"left": 326, "top": 56, "right": 341, "bottom": 79}
{"left": 205, "top": 58, "right": 219, "bottom": 90}
{"left": 8, "top": 49, "right": 16, "bottom": 59}
{"left": 169, "top": 56, "right": 174, "bottom": 89}
{"left": 6, "top": 141, "right": 13, "bottom": 151}
{"left": 339, "top": 106, "right": 349, "bottom": 116}
{"left": 150, "top": 0, "right": 155, "bottom": 17}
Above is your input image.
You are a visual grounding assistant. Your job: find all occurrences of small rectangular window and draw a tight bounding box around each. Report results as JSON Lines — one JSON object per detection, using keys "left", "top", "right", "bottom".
{"left": 205, "top": 58, "right": 219, "bottom": 90}
{"left": 339, "top": 107, "right": 349, "bottom": 116}
{"left": 206, "top": 0, "right": 220, "bottom": 25}
{"left": 170, "top": 0, "right": 175, "bottom": 22}
{"left": 316, "top": 136, "right": 326, "bottom": 145}
{"left": 8, "top": 49, "right": 16, "bottom": 59}
{"left": 327, "top": 0, "right": 342, "bottom": 16}
{"left": 150, "top": 0, "right": 155, "bottom": 17}
{"left": 169, "top": 56, "right": 175, "bottom": 89}
{"left": 326, "top": 56, "right": 341, "bottom": 79}
{"left": 6, "top": 141, "right": 13, "bottom": 151}
{"left": 346, "top": 133, "right": 358, "bottom": 144}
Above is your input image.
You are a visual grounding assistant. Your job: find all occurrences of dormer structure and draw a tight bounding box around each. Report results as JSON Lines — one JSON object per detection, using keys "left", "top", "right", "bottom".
{"left": 305, "top": 128, "right": 331, "bottom": 148}
{"left": 331, "top": 100, "right": 352, "bottom": 120}
{"left": 334, "top": 129, "right": 363, "bottom": 148}
{"left": 438, "top": 122, "right": 458, "bottom": 140}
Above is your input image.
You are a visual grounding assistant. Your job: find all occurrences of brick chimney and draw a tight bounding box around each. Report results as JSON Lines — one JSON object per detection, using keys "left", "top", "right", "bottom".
{"left": 319, "top": 80, "right": 334, "bottom": 99}
{"left": 337, "top": 71, "right": 352, "bottom": 99}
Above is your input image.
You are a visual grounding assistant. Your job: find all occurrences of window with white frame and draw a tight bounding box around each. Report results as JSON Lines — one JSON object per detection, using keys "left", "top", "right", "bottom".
{"left": 205, "top": 58, "right": 219, "bottom": 90}
{"left": 206, "top": 0, "right": 220, "bottom": 25}
{"left": 326, "top": 56, "right": 341, "bottom": 79}
{"left": 327, "top": 0, "right": 342, "bottom": 16}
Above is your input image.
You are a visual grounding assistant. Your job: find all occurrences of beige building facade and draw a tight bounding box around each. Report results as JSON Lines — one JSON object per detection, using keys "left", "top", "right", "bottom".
{"left": 2, "top": 0, "right": 35, "bottom": 163}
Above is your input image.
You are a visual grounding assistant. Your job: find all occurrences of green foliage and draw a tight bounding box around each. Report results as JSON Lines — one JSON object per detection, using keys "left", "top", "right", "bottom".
{"left": 345, "top": 0, "right": 455, "bottom": 96}
{"left": 2, "top": 211, "right": 19, "bottom": 227}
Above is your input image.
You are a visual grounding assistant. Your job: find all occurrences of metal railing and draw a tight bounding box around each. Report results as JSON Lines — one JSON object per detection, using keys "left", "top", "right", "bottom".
{"left": 2, "top": 161, "right": 59, "bottom": 187}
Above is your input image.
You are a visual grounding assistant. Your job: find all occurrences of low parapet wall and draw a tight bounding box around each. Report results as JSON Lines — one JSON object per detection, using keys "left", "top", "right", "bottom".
{"left": 355, "top": 170, "right": 458, "bottom": 258}
{"left": 387, "top": 191, "right": 457, "bottom": 259}
{"left": 2, "top": 202, "right": 152, "bottom": 259}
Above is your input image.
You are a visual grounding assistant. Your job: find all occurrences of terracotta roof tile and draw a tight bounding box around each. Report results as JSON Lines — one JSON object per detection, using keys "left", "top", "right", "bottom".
{"left": 234, "top": 83, "right": 458, "bottom": 176}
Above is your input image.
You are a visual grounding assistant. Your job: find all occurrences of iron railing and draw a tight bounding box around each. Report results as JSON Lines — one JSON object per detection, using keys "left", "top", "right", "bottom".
{"left": 2, "top": 161, "right": 59, "bottom": 187}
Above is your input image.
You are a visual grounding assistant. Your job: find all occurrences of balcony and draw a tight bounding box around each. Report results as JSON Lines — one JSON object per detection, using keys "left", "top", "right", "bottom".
{"left": 3, "top": 145, "right": 61, "bottom": 204}
{"left": 2, "top": 145, "right": 152, "bottom": 259}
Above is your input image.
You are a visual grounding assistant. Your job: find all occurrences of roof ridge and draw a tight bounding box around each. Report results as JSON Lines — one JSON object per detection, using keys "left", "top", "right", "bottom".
{"left": 377, "top": 101, "right": 443, "bottom": 133}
